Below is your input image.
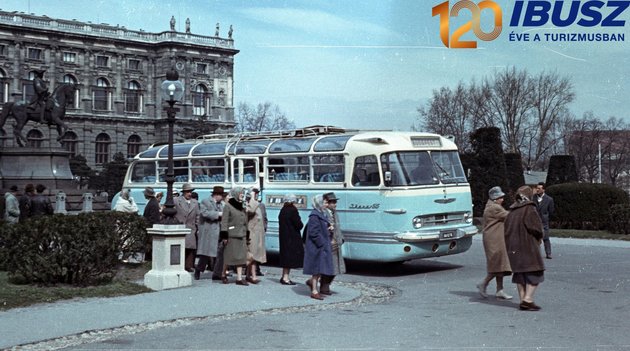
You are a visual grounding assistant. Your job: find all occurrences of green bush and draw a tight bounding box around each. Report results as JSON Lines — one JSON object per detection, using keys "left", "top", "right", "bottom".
{"left": 608, "top": 204, "right": 630, "bottom": 235}
{"left": 1, "top": 212, "right": 147, "bottom": 285}
{"left": 546, "top": 155, "right": 578, "bottom": 187}
{"left": 547, "top": 183, "right": 629, "bottom": 230}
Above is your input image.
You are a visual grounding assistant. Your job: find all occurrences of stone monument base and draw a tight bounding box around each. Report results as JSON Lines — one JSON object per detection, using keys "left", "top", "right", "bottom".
{"left": 0, "top": 147, "right": 74, "bottom": 190}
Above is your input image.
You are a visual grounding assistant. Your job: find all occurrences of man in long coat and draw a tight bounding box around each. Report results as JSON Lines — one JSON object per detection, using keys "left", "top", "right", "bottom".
{"left": 196, "top": 186, "right": 224, "bottom": 280}
{"left": 320, "top": 192, "right": 345, "bottom": 295}
{"left": 175, "top": 183, "right": 200, "bottom": 272}
{"left": 534, "top": 182, "right": 555, "bottom": 259}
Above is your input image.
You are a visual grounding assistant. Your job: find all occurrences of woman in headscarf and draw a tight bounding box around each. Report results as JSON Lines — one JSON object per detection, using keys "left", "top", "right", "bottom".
{"left": 303, "top": 194, "right": 334, "bottom": 300}
{"left": 477, "top": 186, "right": 512, "bottom": 300}
{"left": 278, "top": 194, "right": 304, "bottom": 285}
{"left": 114, "top": 189, "right": 139, "bottom": 213}
{"left": 219, "top": 186, "right": 249, "bottom": 285}
{"left": 505, "top": 185, "right": 545, "bottom": 311}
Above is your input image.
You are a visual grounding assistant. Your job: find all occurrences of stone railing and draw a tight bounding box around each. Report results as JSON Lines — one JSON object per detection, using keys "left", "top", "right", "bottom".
{"left": 0, "top": 11, "right": 235, "bottom": 49}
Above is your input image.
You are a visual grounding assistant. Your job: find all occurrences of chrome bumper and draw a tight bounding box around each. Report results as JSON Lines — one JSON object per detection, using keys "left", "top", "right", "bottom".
{"left": 393, "top": 225, "right": 478, "bottom": 243}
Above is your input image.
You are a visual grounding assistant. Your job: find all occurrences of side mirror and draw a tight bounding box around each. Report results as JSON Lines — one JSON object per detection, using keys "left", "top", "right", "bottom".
{"left": 384, "top": 171, "right": 392, "bottom": 187}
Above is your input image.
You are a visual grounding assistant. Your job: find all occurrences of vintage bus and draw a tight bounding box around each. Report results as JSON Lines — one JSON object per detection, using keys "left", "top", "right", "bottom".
{"left": 114, "top": 126, "right": 477, "bottom": 263}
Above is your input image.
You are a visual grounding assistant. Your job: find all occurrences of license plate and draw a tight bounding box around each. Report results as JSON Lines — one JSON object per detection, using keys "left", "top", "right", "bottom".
{"left": 441, "top": 231, "right": 455, "bottom": 239}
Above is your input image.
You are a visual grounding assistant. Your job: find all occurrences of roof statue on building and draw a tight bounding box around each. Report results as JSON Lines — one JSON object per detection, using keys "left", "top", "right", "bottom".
{"left": 228, "top": 25, "right": 233, "bottom": 39}
{"left": 215, "top": 22, "right": 220, "bottom": 36}
{"left": 186, "top": 18, "right": 190, "bottom": 33}
{"left": 170, "top": 16, "right": 176, "bottom": 31}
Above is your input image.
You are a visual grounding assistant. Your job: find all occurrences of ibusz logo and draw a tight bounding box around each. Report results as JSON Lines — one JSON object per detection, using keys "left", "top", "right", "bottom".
{"left": 433, "top": 0, "right": 628, "bottom": 48}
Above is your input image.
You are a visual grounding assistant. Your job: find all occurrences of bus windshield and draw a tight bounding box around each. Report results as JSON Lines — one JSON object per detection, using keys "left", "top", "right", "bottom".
{"left": 380, "top": 150, "right": 466, "bottom": 186}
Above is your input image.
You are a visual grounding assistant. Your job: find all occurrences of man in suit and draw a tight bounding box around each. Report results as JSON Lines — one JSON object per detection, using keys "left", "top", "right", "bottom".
{"left": 534, "top": 182, "right": 555, "bottom": 259}
{"left": 175, "top": 183, "right": 200, "bottom": 272}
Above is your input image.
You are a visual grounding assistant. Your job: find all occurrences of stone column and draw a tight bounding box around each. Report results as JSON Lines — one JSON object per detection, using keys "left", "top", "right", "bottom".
{"left": 143, "top": 224, "right": 193, "bottom": 290}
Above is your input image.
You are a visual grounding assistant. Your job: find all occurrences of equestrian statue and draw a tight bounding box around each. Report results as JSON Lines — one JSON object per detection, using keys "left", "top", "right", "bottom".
{"left": 0, "top": 69, "right": 76, "bottom": 147}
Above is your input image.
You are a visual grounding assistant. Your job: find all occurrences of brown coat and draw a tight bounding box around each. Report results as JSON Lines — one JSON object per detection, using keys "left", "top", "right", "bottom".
{"left": 504, "top": 200, "right": 545, "bottom": 273}
{"left": 174, "top": 197, "right": 199, "bottom": 249}
{"left": 482, "top": 200, "right": 511, "bottom": 274}
{"left": 247, "top": 198, "right": 267, "bottom": 264}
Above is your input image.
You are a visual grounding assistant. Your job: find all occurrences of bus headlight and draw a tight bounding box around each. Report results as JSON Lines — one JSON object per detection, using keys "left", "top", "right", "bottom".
{"left": 412, "top": 216, "right": 423, "bottom": 229}
{"left": 464, "top": 212, "right": 473, "bottom": 224}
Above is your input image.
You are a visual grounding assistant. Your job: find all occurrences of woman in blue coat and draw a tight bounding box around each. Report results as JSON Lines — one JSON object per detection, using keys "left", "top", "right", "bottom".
{"left": 303, "top": 194, "right": 334, "bottom": 300}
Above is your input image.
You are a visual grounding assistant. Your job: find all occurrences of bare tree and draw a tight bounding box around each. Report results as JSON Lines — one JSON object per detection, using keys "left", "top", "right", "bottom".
{"left": 565, "top": 112, "right": 605, "bottom": 182}
{"left": 235, "top": 102, "right": 295, "bottom": 133}
{"left": 485, "top": 67, "right": 534, "bottom": 154}
{"left": 526, "top": 70, "right": 575, "bottom": 168}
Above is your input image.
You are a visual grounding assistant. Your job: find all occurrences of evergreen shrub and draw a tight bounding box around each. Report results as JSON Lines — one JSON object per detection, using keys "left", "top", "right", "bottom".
{"left": 608, "top": 204, "right": 630, "bottom": 235}
{"left": 547, "top": 183, "right": 629, "bottom": 230}
{"left": 546, "top": 155, "right": 578, "bottom": 187}
{"left": 2, "top": 212, "right": 147, "bottom": 285}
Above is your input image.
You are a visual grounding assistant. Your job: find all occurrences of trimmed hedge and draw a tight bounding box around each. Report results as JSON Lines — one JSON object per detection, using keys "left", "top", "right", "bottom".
{"left": 547, "top": 183, "right": 629, "bottom": 230}
{"left": 546, "top": 155, "right": 578, "bottom": 187}
{"left": 0, "top": 212, "right": 147, "bottom": 285}
{"left": 608, "top": 204, "right": 630, "bottom": 235}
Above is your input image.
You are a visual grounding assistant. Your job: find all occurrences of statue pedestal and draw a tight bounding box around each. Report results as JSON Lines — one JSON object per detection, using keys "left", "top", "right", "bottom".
{"left": 0, "top": 147, "right": 74, "bottom": 190}
{"left": 144, "top": 224, "right": 193, "bottom": 291}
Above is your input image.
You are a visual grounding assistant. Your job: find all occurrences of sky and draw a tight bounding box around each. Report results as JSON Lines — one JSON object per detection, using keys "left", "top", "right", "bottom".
{"left": 2, "top": 0, "right": 628, "bottom": 131}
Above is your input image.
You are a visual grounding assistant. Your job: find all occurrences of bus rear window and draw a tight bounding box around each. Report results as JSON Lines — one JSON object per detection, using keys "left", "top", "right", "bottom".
{"left": 313, "top": 154, "right": 344, "bottom": 183}
{"left": 131, "top": 162, "right": 156, "bottom": 183}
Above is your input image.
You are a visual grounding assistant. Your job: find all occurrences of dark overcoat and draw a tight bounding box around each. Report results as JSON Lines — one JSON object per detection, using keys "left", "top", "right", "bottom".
{"left": 220, "top": 198, "right": 248, "bottom": 266}
{"left": 504, "top": 201, "right": 545, "bottom": 273}
{"left": 278, "top": 203, "right": 304, "bottom": 268}
{"left": 303, "top": 209, "right": 334, "bottom": 276}
{"left": 143, "top": 197, "right": 161, "bottom": 226}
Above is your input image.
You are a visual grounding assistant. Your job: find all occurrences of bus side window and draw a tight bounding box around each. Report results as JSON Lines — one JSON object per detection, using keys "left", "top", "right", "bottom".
{"left": 353, "top": 155, "right": 378, "bottom": 187}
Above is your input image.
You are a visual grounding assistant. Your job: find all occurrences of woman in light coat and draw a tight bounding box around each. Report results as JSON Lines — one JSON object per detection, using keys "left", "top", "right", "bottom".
{"left": 114, "top": 189, "right": 138, "bottom": 213}
{"left": 246, "top": 189, "right": 266, "bottom": 284}
{"left": 477, "top": 186, "right": 512, "bottom": 300}
{"left": 219, "top": 186, "right": 249, "bottom": 285}
{"left": 303, "top": 194, "right": 334, "bottom": 300}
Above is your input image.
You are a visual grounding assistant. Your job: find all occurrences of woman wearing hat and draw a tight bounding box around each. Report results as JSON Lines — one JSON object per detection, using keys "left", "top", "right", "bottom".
{"left": 246, "top": 187, "right": 266, "bottom": 284}
{"left": 219, "top": 186, "right": 249, "bottom": 285}
{"left": 505, "top": 185, "right": 545, "bottom": 311}
{"left": 477, "top": 186, "right": 513, "bottom": 300}
{"left": 303, "top": 194, "right": 334, "bottom": 300}
{"left": 196, "top": 186, "right": 225, "bottom": 280}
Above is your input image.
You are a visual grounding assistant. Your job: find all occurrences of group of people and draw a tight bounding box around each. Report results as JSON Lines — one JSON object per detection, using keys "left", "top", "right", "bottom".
{"left": 3, "top": 183, "right": 54, "bottom": 224}
{"left": 140, "top": 183, "right": 269, "bottom": 286}
{"left": 278, "top": 192, "right": 345, "bottom": 300}
{"left": 478, "top": 182, "right": 555, "bottom": 311}
{"left": 136, "top": 184, "right": 346, "bottom": 299}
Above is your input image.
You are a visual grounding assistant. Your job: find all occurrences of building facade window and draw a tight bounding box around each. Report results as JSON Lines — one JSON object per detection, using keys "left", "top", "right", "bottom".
{"left": 196, "top": 63, "right": 207, "bottom": 74}
{"left": 127, "top": 134, "right": 142, "bottom": 158}
{"left": 62, "top": 131, "right": 78, "bottom": 156}
{"left": 0, "top": 69, "right": 7, "bottom": 103}
{"left": 26, "top": 129, "right": 44, "bottom": 148}
{"left": 125, "top": 81, "right": 142, "bottom": 113}
{"left": 128, "top": 59, "right": 140, "bottom": 70}
{"left": 27, "top": 47, "right": 42, "bottom": 60}
{"left": 63, "top": 74, "right": 80, "bottom": 109}
{"left": 23, "top": 71, "right": 37, "bottom": 102}
{"left": 96, "top": 55, "right": 109, "bottom": 67}
{"left": 95, "top": 133, "right": 110, "bottom": 164}
{"left": 192, "top": 84, "right": 209, "bottom": 116}
{"left": 0, "top": 44, "right": 6, "bottom": 56}
{"left": 63, "top": 52, "right": 76, "bottom": 63}
{"left": 93, "top": 77, "right": 111, "bottom": 110}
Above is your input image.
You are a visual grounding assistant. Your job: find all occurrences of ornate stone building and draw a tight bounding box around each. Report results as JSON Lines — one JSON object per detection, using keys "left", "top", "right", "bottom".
{"left": 0, "top": 10, "right": 238, "bottom": 169}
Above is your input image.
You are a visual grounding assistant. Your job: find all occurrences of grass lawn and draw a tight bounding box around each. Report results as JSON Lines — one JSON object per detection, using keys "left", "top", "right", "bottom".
{"left": 550, "top": 229, "right": 630, "bottom": 241}
{"left": 0, "top": 262, "right": 152, "bottom": 311}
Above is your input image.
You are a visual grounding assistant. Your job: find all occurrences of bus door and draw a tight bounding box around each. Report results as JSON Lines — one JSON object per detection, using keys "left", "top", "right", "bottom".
{"left": 231, "top": 157, "right": 259, "bottom": 185}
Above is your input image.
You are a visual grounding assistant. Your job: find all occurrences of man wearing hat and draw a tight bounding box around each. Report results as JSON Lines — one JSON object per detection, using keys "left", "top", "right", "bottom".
{"left": 320, "top": 192, "right": 346, "bottom": 295}
{"left": 196, "top": 186, "right": 225, "bottom": 280}
{"left": 19, "top": 184, "right": 35, "bottom": 222}
{"left": 143, "top": 187, "right": 161, "bottom": 227}
{"left": 4, "top": 185, "right": 20, "bottom": 224}
{"left": 27, "top": 69, "right": 50, "bottom": 123}
{"left": 175, "top": 183, "right": 200, "bottom": 272}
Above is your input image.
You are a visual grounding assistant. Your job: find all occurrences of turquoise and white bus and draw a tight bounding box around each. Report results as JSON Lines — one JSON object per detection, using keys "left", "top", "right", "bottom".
{"left": 114, "top": 126, "right": 477, "bottom": 263}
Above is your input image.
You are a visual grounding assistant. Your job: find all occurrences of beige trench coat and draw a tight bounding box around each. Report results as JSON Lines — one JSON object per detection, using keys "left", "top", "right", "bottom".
{"left": 247, "top": 199, "right": 267, "bottom": 264}
{"left": 482, "top": 200, "right": 512, "bottom": 275}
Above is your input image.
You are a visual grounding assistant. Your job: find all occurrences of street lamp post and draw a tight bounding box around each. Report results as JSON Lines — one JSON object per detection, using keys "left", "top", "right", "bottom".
{"left": 160, "top": 67, "right": 184, "bottom": 224}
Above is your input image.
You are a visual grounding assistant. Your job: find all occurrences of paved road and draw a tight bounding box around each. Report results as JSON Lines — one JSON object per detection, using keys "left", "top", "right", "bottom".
{"left": 12, "top": 236, "right": 630, "bottom": 350}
